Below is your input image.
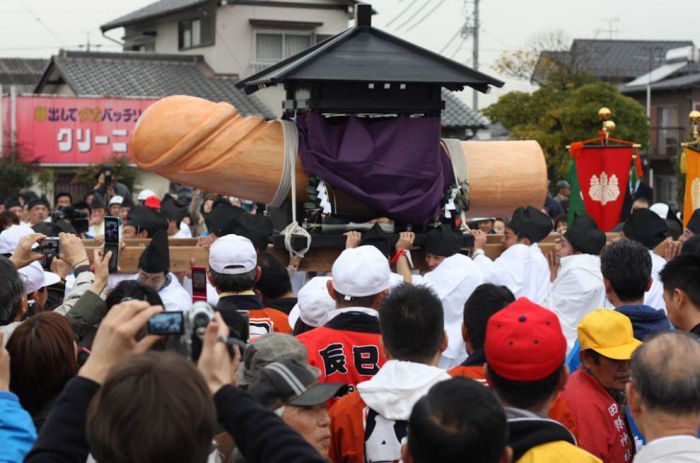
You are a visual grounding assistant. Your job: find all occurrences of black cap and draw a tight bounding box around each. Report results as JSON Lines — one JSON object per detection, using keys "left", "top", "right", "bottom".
{"left": 138, "top": 229, "right": 169, "bottom": 273}
{"left": 507, "top": 206, "right": 553, "bottom": 243}
{"left": 424, "top": 223, "right": 462, "bottom": 257}
{"left": 4, "top": 195, "right": 21, "bottom": 209}
{"left": 161, "top": 195, "right": 188, "bottom": 225}
{"left": 623, "top": 208, "right": 668, "bottom": 249}
{"left": 21, "top": 191, "right": 39, "bottom": 204}
{"left": 687, "top": 209, "right": 700, "bottom": 235}
{"left": 90, "top": 195, "right": 105, "bottom": 210}
{"left": 27, "top": 197, "right": 50, "bottom": 211}
{"left": 126, "top": 205, "right": 168, "bottom": 238}
{"left": 247, "top": 359, "right": 343, "bottom": 409}
{"left": 121, "top": 195, "right": 135, "bottom": 208}
{"left": 206, "top": 202, "right": 272, "bottom": 251}
{"left": 360, "top": 223, "right": 392, "bottom": 258}
{"left": 564, "top": 215, "right": 606, "bottom": 255}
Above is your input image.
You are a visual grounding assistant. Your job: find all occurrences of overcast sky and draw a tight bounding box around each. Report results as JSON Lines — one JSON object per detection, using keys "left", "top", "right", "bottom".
{"left": 2, "top": 0, "right": 699, "bottom": 107}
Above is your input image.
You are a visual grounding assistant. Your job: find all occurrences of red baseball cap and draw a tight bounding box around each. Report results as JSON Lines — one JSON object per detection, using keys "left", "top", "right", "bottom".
{"left": 144, "top": 195, "right": 161, "bottom": 210}
{"left": 485, "top": 297, "right": 566, "bottom": 382}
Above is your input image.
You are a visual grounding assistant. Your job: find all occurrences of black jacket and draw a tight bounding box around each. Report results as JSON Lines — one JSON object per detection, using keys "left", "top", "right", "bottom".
{"left": 506, "top": 407, "right": 577, "bottom": 461}
{"left": 25, "top": 377, "right": 325, "bottom": 463}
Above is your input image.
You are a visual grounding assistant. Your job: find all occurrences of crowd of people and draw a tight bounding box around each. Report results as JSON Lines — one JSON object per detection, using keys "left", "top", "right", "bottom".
{"left": 0, "top": 166, "right": 699, "bottom": 463}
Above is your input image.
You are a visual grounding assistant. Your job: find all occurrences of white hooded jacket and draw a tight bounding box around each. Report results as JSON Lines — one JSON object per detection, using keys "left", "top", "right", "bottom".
{"left": 358, "top": 360, "right": 452, "bottom": 421}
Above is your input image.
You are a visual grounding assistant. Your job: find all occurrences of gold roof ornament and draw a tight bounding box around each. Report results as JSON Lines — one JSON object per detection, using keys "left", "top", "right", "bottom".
{"left": 600, "top": 107, "right": 615, "bottom": 141}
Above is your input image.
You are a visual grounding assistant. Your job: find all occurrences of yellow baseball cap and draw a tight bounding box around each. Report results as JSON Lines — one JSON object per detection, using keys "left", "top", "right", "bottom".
{"left": 577, "top": 309, "right": 642, "bottom": 360}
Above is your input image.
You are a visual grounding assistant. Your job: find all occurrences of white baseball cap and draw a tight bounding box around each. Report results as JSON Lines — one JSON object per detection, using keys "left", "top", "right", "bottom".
{"left": 109, "top": 195, "right": 124, "bottom": 206}
{"left": 289, "top": 276, "right": 335, "bottom": 328}
{"left": 209, "top": 234, "right": 257, "bottom": 274}
{"left": 19, "top": 262, "right": 61, "bottom": 294}
{"left": 137, "top": 189, "right": 156, "bottom": 201}
{"left": 0, "top": 223, "right": 36, "bottom": 254}
{"left": 331, "top": 245, "right": 390, "bottom": 298}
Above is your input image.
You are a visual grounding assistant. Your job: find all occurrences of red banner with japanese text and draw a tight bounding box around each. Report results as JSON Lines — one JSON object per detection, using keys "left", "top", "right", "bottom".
{"left": 569, "top": 143, "right": 633, "bottom": 231}
{"left": 4, "top": 95, "right": 157, "bottom": 165}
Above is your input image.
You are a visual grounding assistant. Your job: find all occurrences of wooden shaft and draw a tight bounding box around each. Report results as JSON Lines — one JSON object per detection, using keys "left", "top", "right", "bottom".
{"left": 84, "top": 232, "right": 675, "bottom": 274}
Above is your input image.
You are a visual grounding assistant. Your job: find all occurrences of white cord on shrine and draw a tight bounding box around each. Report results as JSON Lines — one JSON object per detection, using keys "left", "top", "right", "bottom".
{"left": 279, "top": 120, "right": 311, "bottom": 270}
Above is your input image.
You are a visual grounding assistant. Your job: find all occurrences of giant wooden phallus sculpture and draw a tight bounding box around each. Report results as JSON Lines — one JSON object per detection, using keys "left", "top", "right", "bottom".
{"left": 132, "top": 95, "right": 547, "bottom": 220}
{"left": 132, "top": 4, "right": 548, "bottom": 233}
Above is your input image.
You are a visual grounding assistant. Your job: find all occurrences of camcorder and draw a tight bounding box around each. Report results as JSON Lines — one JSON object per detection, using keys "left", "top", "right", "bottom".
{"left": 147, "top": 301, "right": 248, "bottom": 361}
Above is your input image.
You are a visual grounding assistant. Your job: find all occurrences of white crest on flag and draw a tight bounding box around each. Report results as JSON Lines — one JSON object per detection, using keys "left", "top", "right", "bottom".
{"left": 589, "top": 172, "right": 620, "bottom": 205}
{"left": 692, "top": 178, "right": 700, "bottom": 210}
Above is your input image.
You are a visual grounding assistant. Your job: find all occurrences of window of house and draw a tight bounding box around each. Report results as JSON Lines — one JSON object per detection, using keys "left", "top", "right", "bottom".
{"left": 179, "top": 16, "right": 214, "bottom": 50}
{"left": 254, "top": 31, "right": 312, "bottom": 70}
{"left": 652, "top": 105, "right": 680, "bottom": 157}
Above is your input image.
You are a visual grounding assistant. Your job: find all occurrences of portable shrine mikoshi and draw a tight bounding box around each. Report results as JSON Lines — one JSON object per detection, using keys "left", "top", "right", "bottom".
{"left": 130, "top": 4, "right": 549, "bottom": 265}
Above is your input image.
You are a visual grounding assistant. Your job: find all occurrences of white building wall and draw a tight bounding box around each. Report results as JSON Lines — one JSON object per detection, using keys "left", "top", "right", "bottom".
{"left": 122, "top": 1, "right": 351, "bottom": 117}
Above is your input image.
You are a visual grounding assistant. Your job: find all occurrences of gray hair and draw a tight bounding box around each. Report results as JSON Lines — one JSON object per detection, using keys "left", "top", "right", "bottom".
{"left": 630, "top": 331, "right": 700, "bottom": 415}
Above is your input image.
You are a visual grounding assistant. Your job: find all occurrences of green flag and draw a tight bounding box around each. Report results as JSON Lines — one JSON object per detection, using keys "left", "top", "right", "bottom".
{"left": 567, "top": 156, "right": 586, "bottom": 226}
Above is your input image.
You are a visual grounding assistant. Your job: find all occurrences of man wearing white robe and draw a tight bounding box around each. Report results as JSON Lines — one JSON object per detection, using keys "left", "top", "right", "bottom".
{"left": 545, "top": 215, "right": 607, "bottom": 352}
{"left": 135, "top": 229, "right": 192, "bottom": 312}
{"left": 472, "top": 206, "right": 553, "bottom": 305}
{"left": 396, "top": 224, "right": 483, "bottom": 369}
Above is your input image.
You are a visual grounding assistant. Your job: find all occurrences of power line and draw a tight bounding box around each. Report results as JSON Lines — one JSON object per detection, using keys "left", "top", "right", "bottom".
{"left": 449, "top": 36, "right": 468, "bottom": 59}
{"left": 385, "top": 0, "right": 421, "bottom": 27}
{"left": 13, "top": 0, "right": 66, "bottom": 46}
{"left": 406, "top": 0, "right": 446, "bottom": 31}
{"left": 395, "top": 0, "right": 433, "bottom": 30}
{"left": 480, "top": 27, "right": 512, "bottom": 50}
{"left": 439, "top": 26, "right": 464, "bottom": 54}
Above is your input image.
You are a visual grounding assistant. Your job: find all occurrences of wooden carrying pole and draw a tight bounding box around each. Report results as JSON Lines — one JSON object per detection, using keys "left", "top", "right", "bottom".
{"left": 87, "top": 232, "right": 671, "bottom": 274}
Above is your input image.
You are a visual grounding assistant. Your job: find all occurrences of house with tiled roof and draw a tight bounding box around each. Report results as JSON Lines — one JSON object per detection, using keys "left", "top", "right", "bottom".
{"left": 34, "top": 50, "right": 273, "bottom": 118}
{"left": 532, "top": 39, "right": 694, "bottom": 86}
{"left": 0, "top": 58, "right": 48, "bottom": 94}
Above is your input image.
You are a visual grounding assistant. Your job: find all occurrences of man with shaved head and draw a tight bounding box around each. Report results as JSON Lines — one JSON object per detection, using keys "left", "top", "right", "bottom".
{"left": 626, "top": 331, "right": 700, "bottom": 462}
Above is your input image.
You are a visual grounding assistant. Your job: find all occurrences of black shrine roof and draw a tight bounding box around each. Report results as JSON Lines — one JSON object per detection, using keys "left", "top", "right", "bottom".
{"left": 236, "top": 4, "right": 503, "bottom": 95}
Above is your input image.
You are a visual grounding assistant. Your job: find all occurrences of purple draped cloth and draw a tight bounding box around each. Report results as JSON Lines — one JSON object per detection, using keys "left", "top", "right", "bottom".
{"left": 296, "top": 112, "right": 454, "bottom": 224}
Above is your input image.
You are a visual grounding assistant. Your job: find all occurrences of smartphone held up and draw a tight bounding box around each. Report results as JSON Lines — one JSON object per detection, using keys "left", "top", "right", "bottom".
{"left": 104, "top": 216, "right": 120, "bottom": 273}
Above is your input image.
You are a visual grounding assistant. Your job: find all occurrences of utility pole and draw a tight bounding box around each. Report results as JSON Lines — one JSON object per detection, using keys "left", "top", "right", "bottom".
{"left": 472, "top": 0, "right": 479, "bottom": 110}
